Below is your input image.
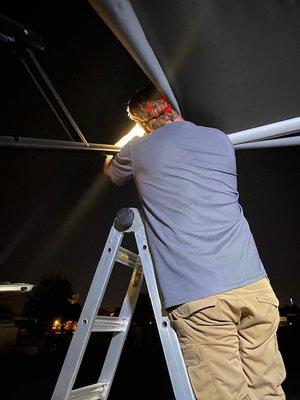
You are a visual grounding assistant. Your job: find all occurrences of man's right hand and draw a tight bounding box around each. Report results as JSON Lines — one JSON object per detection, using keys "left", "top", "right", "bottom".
{"left": 103, "top": 155, "right": 113, "bottom": 175}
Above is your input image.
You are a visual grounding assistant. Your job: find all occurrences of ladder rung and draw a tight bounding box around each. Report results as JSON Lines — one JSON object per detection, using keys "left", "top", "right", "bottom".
{"left": 92, "top": 316, "right": 127, "bottom": 332}
{"left": 69, "top": 382, "right": 107, "bottom": 400}
{"left": 117, "top": 247, "right": 140, "bottom": 268}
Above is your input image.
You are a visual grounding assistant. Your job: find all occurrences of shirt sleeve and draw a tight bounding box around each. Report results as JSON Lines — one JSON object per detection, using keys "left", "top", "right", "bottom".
{"left": 107, "top": 141, "right": 133, "bottom": 185}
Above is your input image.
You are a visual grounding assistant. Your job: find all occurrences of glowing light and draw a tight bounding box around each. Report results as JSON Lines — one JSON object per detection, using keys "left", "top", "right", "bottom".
{"left": 114, "top": 124, "right": 145, "bottom": 148}
{"left": 36, "top": 125, "right": 144, "bottom": 264}
{"left": 63, "top": 320, "right": 77, "bottom": 332}
{"left": 52, "top": 319, "right": 62, "bottom": 332}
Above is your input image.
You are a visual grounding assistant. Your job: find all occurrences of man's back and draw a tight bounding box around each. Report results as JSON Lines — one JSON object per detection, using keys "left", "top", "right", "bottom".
{"left": 107, "top": 87, "right": 285, "bottom": 399}
{"left": 111, "top": 121, "right": 266, "bottom": 308}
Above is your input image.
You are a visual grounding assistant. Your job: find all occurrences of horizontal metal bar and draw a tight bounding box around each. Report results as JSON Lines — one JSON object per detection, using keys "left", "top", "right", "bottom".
{"left": 228, "top": 116, "right": 300, "bottom": 144}
{"left": 1, "top": 117, "right": 300, "bottom": 155}
{"left": 235, "top": 135, "right": 300, "bottom": 149}
{"left": 92, "top": 316, "right": 127, "bottom": 332}
{"left": 117, "top": 247, "right": 140, "bottom": 268}
{"left": 0, "top": 135, "right": 120, "bottom": 154}
{"left": 70, "top": 383, "right": 106, "bottom": 400}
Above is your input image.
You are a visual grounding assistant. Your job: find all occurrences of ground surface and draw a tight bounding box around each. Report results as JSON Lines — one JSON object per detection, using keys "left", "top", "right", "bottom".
{"left": 0, "top": 327, "right": 299, "bottom": 399}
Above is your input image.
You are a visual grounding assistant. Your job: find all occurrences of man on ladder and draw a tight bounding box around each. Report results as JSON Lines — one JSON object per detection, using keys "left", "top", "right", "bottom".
{"left": 104, "top": 84, "right": 286, "bottom": 400}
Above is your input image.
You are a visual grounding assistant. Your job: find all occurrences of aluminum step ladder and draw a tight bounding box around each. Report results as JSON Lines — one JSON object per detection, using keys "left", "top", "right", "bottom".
{"left": 51, "top": 208, "right": 195, "bottom": 400}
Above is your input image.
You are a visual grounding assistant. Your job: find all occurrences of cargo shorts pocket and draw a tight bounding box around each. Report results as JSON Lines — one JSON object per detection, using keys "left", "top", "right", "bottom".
{"left": 256, "top": 293, "right": 279, "bottom": 308}
{"left": 180, "top": 342, "right": 202, "bottom": 366}
{"left": 181, "top": 343, "right": 221, "bottom": 400}
{"left": 256, "top": 293, "right": 280, "bottom": 325}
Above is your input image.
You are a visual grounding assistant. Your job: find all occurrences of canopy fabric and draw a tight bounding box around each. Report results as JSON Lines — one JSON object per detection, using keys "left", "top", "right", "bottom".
{"left": 91, "top": 0, "right": 300, "bottom": 135}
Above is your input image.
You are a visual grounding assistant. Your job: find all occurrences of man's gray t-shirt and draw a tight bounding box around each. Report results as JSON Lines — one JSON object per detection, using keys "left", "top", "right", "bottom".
{"left": 108, "top": 121, "right": 266, "bottom": 308}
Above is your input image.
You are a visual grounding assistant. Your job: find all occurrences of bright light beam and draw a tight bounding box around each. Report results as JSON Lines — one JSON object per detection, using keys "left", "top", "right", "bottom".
{"left": 34, "top": 125, "right": 145, "bottom": 272}
{"left": 115, "top": 123, "right": 145, "bottom": 148}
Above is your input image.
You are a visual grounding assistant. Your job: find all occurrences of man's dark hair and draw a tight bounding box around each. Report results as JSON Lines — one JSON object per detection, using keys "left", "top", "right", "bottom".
{"left": 127, "top": 83, "right": 179, "bottom": 133}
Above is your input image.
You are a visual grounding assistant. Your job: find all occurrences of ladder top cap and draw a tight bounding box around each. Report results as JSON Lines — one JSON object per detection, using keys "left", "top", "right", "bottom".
{"left": 114, "top": 208, "right": 135, "bottom": 232}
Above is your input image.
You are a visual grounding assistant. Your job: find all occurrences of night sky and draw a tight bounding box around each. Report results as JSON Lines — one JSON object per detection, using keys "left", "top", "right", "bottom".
{"left": 0, "top": 1, "right": 299, "bottom": 311}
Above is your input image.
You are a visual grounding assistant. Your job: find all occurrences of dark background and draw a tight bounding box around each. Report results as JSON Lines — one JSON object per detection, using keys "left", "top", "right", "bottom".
{"left": 0, "top": 1, "right": 299, "bottom": 399}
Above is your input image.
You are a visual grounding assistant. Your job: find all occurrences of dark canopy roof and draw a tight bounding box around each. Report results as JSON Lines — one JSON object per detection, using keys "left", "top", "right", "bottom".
{"left": 132, "top": 0, "right": 300, "bottom": 132}
{"left": 92, "top": 0, "right": 300, "bottom": 135}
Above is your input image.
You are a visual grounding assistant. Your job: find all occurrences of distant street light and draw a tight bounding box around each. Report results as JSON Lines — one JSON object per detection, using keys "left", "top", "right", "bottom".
{"left": 0, "top": 282, "right": 34, "bottom": 293}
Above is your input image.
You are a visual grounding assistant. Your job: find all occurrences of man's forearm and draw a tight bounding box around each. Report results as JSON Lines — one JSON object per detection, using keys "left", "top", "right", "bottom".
{"left": 103, "top": 155, "right": 113, "bottom": 175}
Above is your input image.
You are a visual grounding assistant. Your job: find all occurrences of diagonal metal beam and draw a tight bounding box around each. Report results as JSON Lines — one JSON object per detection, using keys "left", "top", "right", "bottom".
{"left": 25, "top": 48, "right": 88, "bottom": 144}
{"left": 89, "top": 0, "right": 181, "bottom": 113}
{"left": 1, "top": 12, "right": 88, "bottom": 144}
{"left": 20, "top": 48, "right": 88, "bottom": 144}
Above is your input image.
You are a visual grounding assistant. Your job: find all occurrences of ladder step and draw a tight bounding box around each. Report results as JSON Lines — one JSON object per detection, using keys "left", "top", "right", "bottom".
{"left": 92, "top": 316, "right": 127, "bottom": 332}
{"left": 117, "top": 247, "right": 140, "bottom": 268}
{"left": 69, "top": 382, "right": 107, "bottom": 400}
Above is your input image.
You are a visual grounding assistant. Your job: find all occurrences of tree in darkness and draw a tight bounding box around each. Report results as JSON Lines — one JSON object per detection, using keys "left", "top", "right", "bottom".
{"left": 23, "top": 274, "right": 81, "bottom": 337}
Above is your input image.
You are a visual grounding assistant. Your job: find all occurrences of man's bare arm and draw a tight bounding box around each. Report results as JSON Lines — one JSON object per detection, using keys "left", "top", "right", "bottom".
{"left": 103, "top": 155, "right": 113, "bottom": 175}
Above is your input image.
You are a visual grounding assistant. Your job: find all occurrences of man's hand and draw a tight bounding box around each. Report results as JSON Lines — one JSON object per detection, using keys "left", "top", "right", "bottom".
{"left": 103, "top": 155, "right": 113, "bottom": 175}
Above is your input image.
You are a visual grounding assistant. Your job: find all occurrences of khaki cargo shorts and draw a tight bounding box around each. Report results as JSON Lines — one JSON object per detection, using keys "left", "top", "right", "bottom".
{"left": 169, "top": 278, "right": 286, "bottom": 400}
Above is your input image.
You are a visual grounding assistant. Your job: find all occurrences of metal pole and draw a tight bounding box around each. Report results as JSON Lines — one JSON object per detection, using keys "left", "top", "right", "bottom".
{"left": 234, "top": 135, "right": 300, "bottom": 149}
{"left": 26, "top": 48, "right": 88, "bottom": 144}
{"left": 228, "top": 116, "right": 300, "bottom": 144}
{"left": 19, "top": 56, "right": 74, "bottom": 141}
{"left": 0, "top": 132, "right": 299, "bottom": 154}
{"left": 89, "top": 0, "right": 181, "bottom": 113}
{"left": 19, "top": 48, "right": 88, "bottom": 143}
{"left": 0, "top": 135, "right": 120, "bottom": 154}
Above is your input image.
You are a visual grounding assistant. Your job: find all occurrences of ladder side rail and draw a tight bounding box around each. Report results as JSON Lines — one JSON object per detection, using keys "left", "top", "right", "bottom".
{"left": 97, "top": 261, "right": 144, "bottom": 399}
{"left": 134, "top": 223, "right": 196, "bottom": 400}
{"left": 51, "top": 227, "right": 124, "bottom": 400}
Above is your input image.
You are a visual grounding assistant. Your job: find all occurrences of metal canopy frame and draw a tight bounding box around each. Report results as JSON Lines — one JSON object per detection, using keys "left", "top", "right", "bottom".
{"left": 89, "top": 0, "right": 180, "bottom": 113}
{"left": 0, "top": 135, "right": 120, "bottom": 154}
{"left": 1, "top": 126, "right": 299, "bottom": 154}
{"left": 87, "top": 0, "right": 300, "bottom": 150}
{"left": 0, "top": 13, "right": 88, "bottom": 144}
{"left": 21, "top": 48, "right": 88, "bottom": 144}
{"left": 0, "top": 2, "right": 299, "bottom": 155}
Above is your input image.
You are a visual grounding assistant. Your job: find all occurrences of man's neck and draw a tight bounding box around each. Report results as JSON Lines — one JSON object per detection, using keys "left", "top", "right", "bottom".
{"left": 165, "top": 116, "right": 184, "bottom": 125}
{"left": 146, "top": 116, "right": 185, "bottom": 135}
